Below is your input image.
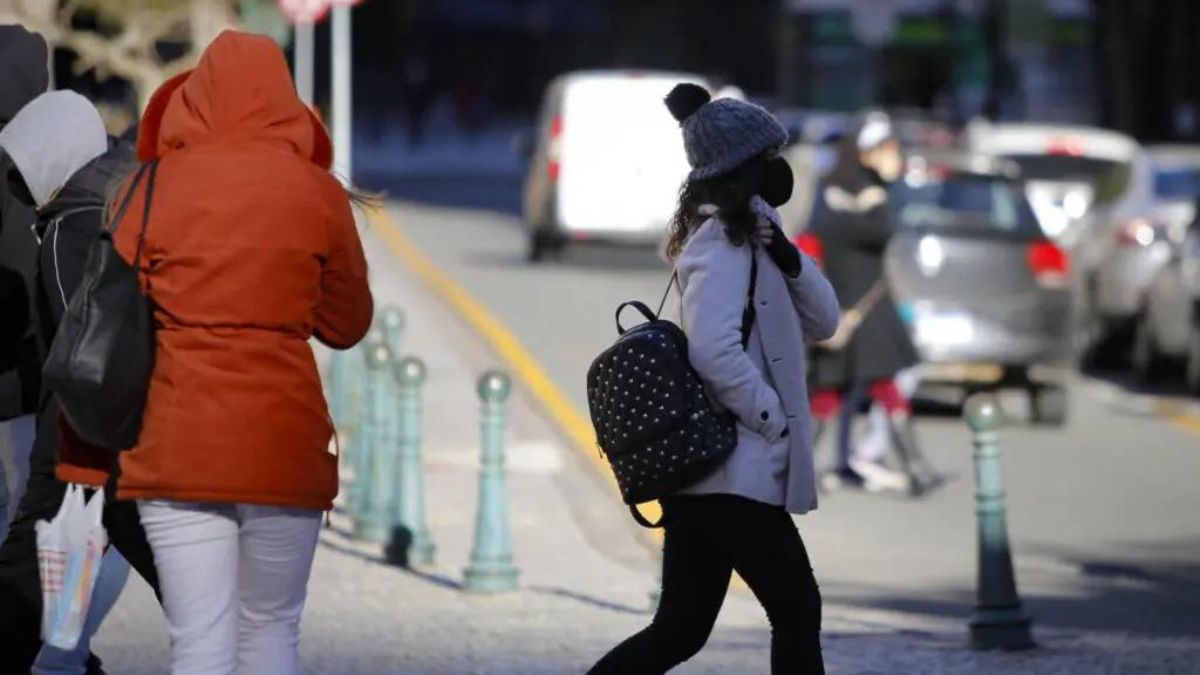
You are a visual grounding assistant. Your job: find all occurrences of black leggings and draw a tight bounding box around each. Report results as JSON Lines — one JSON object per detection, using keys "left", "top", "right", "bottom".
{"left": 589, "top": 494, "right": 824, "bottom": 675}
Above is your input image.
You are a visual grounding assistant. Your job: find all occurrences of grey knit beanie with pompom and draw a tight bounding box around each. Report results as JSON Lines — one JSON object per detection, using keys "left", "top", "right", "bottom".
{"left": 665, "top": 83, "right": 788, "bottom": 182}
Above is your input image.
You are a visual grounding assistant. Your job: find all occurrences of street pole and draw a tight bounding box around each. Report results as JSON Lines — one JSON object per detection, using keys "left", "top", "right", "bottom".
{"left": 331, "top": 3, "right": 353, "bottom": 183}
{"left": 965, "top": 394, "right": 1035, "bottom": 650}
{"left": 294, "top": 20, "right": 314, "bottom": 107}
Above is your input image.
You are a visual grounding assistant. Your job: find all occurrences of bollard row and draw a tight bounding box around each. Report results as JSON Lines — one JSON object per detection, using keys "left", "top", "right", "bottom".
{"left": 320, "top": 305, "right": 519, "bottom": 592}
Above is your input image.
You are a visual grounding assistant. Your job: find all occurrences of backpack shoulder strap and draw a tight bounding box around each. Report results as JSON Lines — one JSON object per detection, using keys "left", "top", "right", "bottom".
{"left": 105, "top": 162, "right": 152, "bottom": 235}
{"left": 740, "top": 247, "right": 758, "bottom": 349}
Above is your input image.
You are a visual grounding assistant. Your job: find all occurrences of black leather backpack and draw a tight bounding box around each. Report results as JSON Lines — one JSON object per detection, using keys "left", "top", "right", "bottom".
{"left": 42, "top": 161, "right": 158, "bottom": 449}
{"left": 586, "top": 251, "right": 756, "bottom": 527}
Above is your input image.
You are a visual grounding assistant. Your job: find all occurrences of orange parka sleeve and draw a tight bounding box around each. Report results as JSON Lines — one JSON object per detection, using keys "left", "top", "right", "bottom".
{"left": 314, "top": 196, "right": 372, "bottom": 349}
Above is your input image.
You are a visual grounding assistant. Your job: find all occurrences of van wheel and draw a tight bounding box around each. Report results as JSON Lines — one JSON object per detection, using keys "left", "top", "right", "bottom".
{"left": 1029, "top": 386, "right": 1068, "bottom": 426}
{"left": 528, "top": 231, "right": 563, "bottom": 263}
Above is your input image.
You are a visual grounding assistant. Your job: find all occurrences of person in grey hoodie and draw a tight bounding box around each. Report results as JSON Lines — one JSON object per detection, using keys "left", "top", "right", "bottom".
{"left": 588, "top": 84, "right": 839, "bottom": 675}
{"left": 0, "top": 91, "right": 160, "bottom": 675}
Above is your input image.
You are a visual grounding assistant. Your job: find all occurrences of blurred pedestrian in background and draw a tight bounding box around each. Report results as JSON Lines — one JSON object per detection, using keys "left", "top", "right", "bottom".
{"left": 0, "top": 89, "right": 156, "bottom": 674}
{"left": 589, "top": 83, "right": 839, "bottom": 675}
{"left": 807, "top": 113, "right": 940, "bottom": 496}
{"left": 57, "top": 31, "right": 373, "bottom": 675}
{"left": 0, "top": 23, "right": 50, "bottom": 545}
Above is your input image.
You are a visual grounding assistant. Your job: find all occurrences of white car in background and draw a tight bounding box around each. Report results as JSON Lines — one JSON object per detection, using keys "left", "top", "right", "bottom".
{"left": 964, "top": 121, "right": 1140, "bottom": 247}
{"left": 519, "top": 70, "right": 732, "bottom": 262}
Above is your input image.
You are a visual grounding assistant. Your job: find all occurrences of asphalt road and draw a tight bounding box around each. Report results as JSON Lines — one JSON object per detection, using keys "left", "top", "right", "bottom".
{"left": 381, "top": 200, "right": 1200, "bottom": 640}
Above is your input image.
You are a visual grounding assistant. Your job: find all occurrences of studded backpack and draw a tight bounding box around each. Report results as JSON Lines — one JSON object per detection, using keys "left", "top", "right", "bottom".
{"left": 586, "top": 251, "right": 758, "bottom": 527}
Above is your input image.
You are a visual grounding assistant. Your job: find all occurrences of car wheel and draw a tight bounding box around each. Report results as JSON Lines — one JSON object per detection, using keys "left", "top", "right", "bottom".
{"left": 527, "top": 230, "right": 563, "bottom": 264}
{"left": 1186, "top": 322, "right": 1200, "bottom": 395}
{"left": 1029, "top": 386, "right": 1068, "bottom": 426}
{"left": 1131, "top": 316, "right": 1166, "bottom": 385}
{"left": 1078, "top": 277, "right": 1111, "bottom": 368}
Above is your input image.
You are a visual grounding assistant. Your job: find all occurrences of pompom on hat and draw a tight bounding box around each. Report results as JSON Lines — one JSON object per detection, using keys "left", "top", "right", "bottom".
{"left": 665, "top": 82, "right": 788, "bottom": 182}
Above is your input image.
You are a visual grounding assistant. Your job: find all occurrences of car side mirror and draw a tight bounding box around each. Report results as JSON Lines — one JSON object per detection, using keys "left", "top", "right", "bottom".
{"left": 512, "top": 129, "right": 535, "bottom": 160}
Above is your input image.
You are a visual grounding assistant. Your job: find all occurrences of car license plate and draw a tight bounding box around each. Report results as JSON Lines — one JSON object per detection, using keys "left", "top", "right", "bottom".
{"left": 916, "top": 312, "right": 974, "bottom": 345}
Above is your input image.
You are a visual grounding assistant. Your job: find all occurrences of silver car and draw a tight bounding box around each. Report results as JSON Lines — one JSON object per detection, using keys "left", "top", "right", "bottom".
{"left": 886, "top": 154, "right": 1075, "bottom": 424}
{"left": 1086, "top": 147, "right": 1200, "bottom": 362}
{"left": 1131, "top": 215, "right": 1200, "bottom": 390}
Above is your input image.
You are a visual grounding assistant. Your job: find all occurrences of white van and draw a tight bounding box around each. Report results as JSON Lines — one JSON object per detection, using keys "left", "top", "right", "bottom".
{"left": 521, "top": 71, "right": 724, "bottom": 262}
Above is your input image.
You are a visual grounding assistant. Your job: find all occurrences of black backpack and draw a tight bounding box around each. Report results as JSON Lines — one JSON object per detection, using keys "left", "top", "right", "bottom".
{"left": 586, "top": 251, "right": 757, "bottom": 527}
{"left": 42, "top": 161, "right": 158, "bottom": 450}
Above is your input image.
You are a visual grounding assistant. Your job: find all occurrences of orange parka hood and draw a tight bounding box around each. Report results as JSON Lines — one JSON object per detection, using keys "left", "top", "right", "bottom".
{"left": 137, "top": 30, "right": 332, "bottom": 168}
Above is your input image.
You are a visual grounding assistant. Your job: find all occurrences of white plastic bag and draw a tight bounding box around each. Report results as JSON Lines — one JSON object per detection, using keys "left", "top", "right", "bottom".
{"left": 36, "top": 484, "right": 107, "bottom": 650}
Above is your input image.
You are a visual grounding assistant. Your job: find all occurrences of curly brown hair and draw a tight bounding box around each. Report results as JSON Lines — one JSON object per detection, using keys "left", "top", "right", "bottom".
{"left": 664, "top": 154, "right": 768, "bottom": 260}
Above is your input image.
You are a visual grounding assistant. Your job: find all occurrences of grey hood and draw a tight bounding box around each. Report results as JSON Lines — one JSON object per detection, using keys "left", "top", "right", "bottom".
{"left": 0, "top": 90, "right": 108, "bottom": 208}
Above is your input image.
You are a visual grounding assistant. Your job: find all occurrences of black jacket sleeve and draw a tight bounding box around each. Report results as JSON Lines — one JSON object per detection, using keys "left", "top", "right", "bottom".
{"left": 0, "top": 153, "right": 42, "bottom": 419}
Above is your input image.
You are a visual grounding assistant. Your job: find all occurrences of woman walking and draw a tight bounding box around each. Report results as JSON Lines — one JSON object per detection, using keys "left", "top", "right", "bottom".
{"left": 807, "top": 114, "right": 938, "bottom": 496}
{"left": 588, "top": 84, "right": 839, "bottom": 674}
{"left": 58, "top": 32, "right": 373, "bottom": 674}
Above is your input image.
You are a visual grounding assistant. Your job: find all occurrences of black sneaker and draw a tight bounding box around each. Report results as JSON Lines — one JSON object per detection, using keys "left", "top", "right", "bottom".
{"left": 85, "top": 653, "right": 108, "bottom": 675}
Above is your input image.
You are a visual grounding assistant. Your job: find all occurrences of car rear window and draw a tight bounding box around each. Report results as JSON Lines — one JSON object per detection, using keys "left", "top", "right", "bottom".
{"left": 893, "top": 175, "right": 1042, "bottom": 237}
{"left": 1002, "top": 154, "right": 1131, "bottom": 206}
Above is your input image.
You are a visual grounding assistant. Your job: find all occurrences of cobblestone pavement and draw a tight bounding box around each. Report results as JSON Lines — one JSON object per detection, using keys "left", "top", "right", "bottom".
{"left": 91, "top": 225, "right": 1200, "bottom": 675}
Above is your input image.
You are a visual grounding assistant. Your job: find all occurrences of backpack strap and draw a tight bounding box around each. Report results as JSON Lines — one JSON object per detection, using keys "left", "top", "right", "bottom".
{"left": 630, "top": 504, "right": 664, "bottom": 528}
{"left": 615, "top": 301, "right": 658, "bottom": 335}
{"left": 105, "top": 161, "right": 152, "bottom": 235}
{"left": 740, "top": 248, "right": 758, "bottom": 349}
{"left": 656, "top": 246, "right": 758, "bottom": 349}
{"left": 655, "top": 270, "right": 680, "bottom": 318}
{"left": 132, "top": 160, "right": 160, "bottom": 270}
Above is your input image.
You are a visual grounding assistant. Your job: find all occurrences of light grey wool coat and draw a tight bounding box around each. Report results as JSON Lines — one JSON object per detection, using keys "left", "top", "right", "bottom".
{"left": 677, "top": 211, "right": 840, "bottom": 515}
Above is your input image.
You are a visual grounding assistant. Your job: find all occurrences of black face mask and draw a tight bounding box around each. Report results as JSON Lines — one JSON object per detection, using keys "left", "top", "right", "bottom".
{"left": 761, "top": 157, "right": 794, "bottom": 207}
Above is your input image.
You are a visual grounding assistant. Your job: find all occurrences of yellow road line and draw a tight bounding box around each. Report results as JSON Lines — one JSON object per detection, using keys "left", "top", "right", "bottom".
{"left": 366, "top": 206, "right": 664, "bottom": 528}
{"left": 1155, "top": 400, "right": 1200, "bottom": 437}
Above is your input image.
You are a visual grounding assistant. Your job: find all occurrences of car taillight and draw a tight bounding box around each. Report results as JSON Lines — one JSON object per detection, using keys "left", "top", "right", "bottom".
{"left": 1114, "top": 217, "right": 1164, "bottom": 247}
{"left": 1028, "top": 240, "right": 1069, "bottom": 287}
{"left": 793, "top": 232, "right": 824, "bottom": 267}
{"left": 547, "top": 115, "right": 563, "bottom": 182}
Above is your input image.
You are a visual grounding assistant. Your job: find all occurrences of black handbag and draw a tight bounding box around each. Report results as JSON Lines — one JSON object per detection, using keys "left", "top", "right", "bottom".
{"left": 586, "top": 250, "right": 757, "bottom": 527}
{"left": 42, "top": 161, "right": 158, "bottom": 450}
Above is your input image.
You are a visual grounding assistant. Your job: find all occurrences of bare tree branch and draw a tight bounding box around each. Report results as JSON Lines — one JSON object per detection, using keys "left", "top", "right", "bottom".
{"left": 11, "top": 0, "right": 238, "bottom": 108}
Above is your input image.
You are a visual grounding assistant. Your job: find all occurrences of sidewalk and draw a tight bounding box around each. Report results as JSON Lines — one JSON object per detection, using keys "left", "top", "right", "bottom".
{"left": 90, "top": 222, "right": 1200, "bottom": 674}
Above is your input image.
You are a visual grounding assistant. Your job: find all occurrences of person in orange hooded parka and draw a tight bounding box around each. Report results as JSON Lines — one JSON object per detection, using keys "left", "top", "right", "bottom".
{"left": 59, "top": 32, "right": 373, "bottom": 674}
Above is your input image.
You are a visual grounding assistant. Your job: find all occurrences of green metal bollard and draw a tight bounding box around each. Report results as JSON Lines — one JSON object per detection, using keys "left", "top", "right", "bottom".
{"left": 387, "top": 356, "right": 436, "bottom": 567}
{"left": 348, "top": 341, "right": 393, "bottom": 532}
{"left": 463, "top": 371, "right": 519, "bottom": 593}
{"left": 344, "top": 320, "right": 388, "bottom": 496}
{"left": 381, "top": 305, "right": 406, "bottom": 356}
{"left": 965, "top": 394, "right": 1035, "bottom": 650}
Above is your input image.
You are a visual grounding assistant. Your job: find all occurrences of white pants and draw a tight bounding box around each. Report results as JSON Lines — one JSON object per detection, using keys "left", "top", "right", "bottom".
{"left": 854, "top": 367, "right": 923, "bottom": 463}
{"left": 137, "top": 501, "right": 322, "bottom": 675}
